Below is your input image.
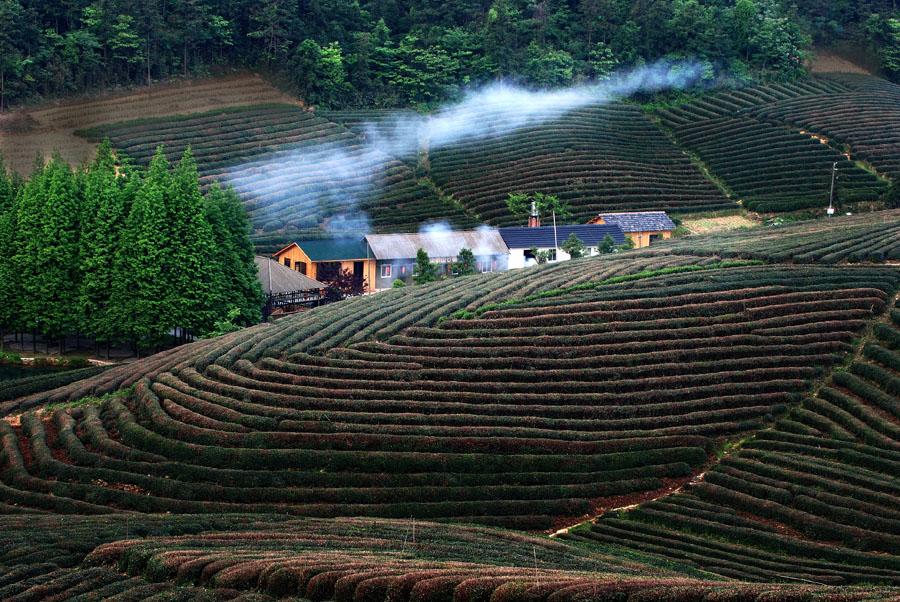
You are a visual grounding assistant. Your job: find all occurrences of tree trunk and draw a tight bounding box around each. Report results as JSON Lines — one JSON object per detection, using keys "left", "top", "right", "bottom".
{"left": 1, "top": 69, "right": 5, "bottom": 113}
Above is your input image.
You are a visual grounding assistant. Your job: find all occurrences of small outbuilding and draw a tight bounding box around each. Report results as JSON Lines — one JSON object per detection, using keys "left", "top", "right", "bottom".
{"left": 365, "top": 229, "right": 509, "bottom": 289}
{"left": 589, "top": 211, "right": 676, "bottom": 248}
{"left": 499, "top": 224, "right": 626, "bottom": 268}
{"left": 254, "top": 256, "right": 327, "bottom": 317}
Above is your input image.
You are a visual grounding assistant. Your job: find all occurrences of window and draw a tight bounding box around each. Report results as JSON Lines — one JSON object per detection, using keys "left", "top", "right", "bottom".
{"left": 400, "top": 265, "right": 407, "bottom": 275}
{"left": 548, "top": 249, "right": 557, "bottom": 261}
{"left": 283, "top": 258, "right": 290, "bottom": 267}
{"left": 381, "top": 264, "right": 392, "bottom": 278}
{"left": 297, "top": 262, "right": 307, "bottom": 275}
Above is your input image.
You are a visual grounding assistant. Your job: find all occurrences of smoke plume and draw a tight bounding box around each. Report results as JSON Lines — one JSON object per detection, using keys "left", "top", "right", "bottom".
{"left": 229, "top": 60, "right": 705, "bottom": 237}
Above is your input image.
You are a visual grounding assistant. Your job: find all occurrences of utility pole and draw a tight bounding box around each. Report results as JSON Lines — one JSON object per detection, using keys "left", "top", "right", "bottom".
{"left": 552, "top": 210, "right": 558, "bottom": 260}
{"left": 827, "top": 161, "right": 837, "bottom": 216}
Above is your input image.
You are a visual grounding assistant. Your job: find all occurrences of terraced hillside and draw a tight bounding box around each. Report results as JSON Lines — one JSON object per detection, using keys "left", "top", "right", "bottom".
{"left": 0, "top": 73, "right": 297, "bottom": 176}
{"left": 81, "top": 104, "right": 477, "bottom": 240}
{"left": 6, "top": 515, "right": 898, "bottom": 601}
{"left": 427, "top": 103, "right": 734, "bottom": 225}
{"left": 564, "top": 308, "right": 900, "bottom": 585}
{"left": 657, "top": 77, "right": 890, "bottom": 212}
{"left": 1, "top": 211, "right": 899, "bottom": 600}
{"left": 0, "top": 256, "right": 896, "bottom": 530}
{"left": 650, "top": 209, "right": 900, "bottom": 262}
{"left": 754, "top": 73, "right": 900, "bottom": 179}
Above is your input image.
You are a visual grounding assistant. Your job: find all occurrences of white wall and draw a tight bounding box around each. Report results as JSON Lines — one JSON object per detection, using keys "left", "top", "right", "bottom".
{"left": 508, "top": 247, "right": 572, "bottom": 268}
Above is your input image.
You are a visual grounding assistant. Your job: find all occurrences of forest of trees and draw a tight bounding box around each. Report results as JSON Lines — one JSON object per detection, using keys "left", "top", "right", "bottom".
{"left": 0, "top": 143, "right": 264, "bottom": 353}
{"left": 3, "top": 0, "right": 896, "bottom": 111}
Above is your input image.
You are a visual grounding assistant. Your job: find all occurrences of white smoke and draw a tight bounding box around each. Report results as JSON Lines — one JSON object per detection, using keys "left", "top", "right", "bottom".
{"left": 232, "top": 60, "right": 705, "bottom": 236}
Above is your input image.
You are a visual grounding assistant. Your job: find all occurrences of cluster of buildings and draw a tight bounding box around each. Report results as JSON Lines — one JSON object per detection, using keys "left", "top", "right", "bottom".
{"left": 266, "top": 211, "right": 675, "bottom": 295}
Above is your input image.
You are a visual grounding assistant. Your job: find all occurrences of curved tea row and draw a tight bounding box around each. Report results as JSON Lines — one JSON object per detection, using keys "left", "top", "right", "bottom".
{"left": 427, "top": 103, "right": 733, "bottom": 224}
{"left": 564, "top": 308, "right": 900, "bottom": 585}
{"left": 656, "top": 76, "right": 890, "bottom": 212}
{"left": 0, "top": 263, "right": 895, "bottom": 529}
{"left": 84, "top": 104, "right": 477, "bottom": 237}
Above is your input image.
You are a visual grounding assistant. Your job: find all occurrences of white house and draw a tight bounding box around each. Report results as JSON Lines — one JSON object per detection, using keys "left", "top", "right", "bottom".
{"left": 498, "top": 224, "right": 627, "bottom": 269}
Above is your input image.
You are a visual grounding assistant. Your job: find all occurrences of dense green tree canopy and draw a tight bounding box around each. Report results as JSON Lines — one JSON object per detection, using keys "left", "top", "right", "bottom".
{"left": 1, "top": 0, "right": 883, "bottom": 110}
{"left": 2, "top": 144, "right": 262, "bottom": 351}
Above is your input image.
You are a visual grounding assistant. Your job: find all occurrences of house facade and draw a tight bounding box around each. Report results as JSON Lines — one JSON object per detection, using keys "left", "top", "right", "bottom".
{"left": 365, "top": 230, "right": 509, "bottom": 290}
{"left": 272, "top": 240, "right": 377, "bottom": 293}
{"left": 499, "top": 224, "right": 626, "bottom": 269}
{"left": 589, "top": 211, "right": 676, "bottom": 248}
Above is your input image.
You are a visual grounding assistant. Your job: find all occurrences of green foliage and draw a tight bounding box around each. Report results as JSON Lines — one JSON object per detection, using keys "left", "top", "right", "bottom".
{"left": 865, "top": 14, "right": 900, "bottom": 81}
{"left": 0, "top": 156, "right": 19, "bottom": 333}
{"left": 0, "top": 350, "right": 22, "bottom": 364}
{"left": 203, "top": 183, "right": 264, "bottom": 326}
{"left": 413, "top": 248, "right": 438, "bottom": 284}
{"left": 203, "top": 307, "right": 244, "bottom": 339}
{"left": 885, "top": 180, "right": 900, "bottom": 209}
{"left": 391, "top": 278, "right": 406, "bottom": 288}
{"left": 14, "top": 156, "right": 82, "bottom": 339}
{"left": 524, "top": 42, "right": 574, "bottom": 87}
{"left": 290, "top": 39, "right": 349, "bottom": 107}
{"left": 0, "top": 0, "right": 831, "bottom": 110}
{"left": 454, "top": 247, "right": 477, "bottom": 276}
{"left": 528, "top": 247, "right": 551, "bottom": 264}
{"left": 561, "top": 233, "right": 586, "bottom": 259}
{"left": 599, "top": 234, "right": 617, "bottom": 254}
{"left": 506, "top": 192, "right": 572, "bottom": 223}
{"left": 111, "top": 148, "right": 173, "bottom": 347}
{"left": 78, "top": 140, "right": 129, "bottom": 343}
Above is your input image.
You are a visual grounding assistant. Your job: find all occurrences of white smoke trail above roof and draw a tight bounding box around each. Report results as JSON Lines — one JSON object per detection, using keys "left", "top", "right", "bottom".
{"left": 232, "top": 60, "right": 705, "bottom": 236}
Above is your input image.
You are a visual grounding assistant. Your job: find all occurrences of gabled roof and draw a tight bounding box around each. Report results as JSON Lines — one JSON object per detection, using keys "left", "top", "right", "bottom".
{"left": 284, "top": 239, "right": 371, "bottom": 262}
{"left": 254, "top": 256, "right": 325, "bottom": 294}
{"left": 596, "top": 211, "right": 676, "bottom": 232}
{"left": 498, "top": 225, "right": 625, "bottom": 249}
{"left": 365, "top": 229, "right": 508, "bottom": 260}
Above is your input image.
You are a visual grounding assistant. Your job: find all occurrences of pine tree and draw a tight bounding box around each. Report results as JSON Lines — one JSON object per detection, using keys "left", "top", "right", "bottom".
{"left": 561, "top": 233, "right": 586, "bottom": 258}
{"left": 166, "top": 147, "right": 223, "bottom": 337}
{"left": 0, "top": 157, "right": 19, "bottom": 345}
{"left": 413, "top": 248, "right": 437, "bottom": 284}
{"left": 14, "top": 156, "right": 82, "bottom": 347}
{"left": 203, "top": 183, "right": 264, "bottom": 326}
{"left": 110, "top": 148, "right": 172, "bottom": 349}
{"left": 77, "top": 140, "right": 129, "bottom": 344}
{"left": 454, "top": 247, "right": 476, "bottom": 276}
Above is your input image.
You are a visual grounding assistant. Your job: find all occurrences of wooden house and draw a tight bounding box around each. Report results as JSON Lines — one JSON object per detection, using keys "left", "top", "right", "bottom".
{"left": 272, "top": 240, "right": 377, "bottom": 293}
{"left": 589, "top": 212, "right": 676, "bottom": 248}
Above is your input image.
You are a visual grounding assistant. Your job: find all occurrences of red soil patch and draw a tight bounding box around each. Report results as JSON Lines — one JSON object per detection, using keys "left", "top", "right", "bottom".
{"left": 42, "top": 415, "right": 73, "bottom": 465}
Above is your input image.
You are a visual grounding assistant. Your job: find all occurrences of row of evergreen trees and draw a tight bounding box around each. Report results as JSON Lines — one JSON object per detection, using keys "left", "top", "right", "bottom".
{"left": 0, "top": 142, "right": 264, "bottom": 352}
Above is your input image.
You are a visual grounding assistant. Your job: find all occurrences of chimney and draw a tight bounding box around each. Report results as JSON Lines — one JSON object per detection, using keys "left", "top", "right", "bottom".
{"left": 528, "top": 200, "right": 540, "bottom": 228}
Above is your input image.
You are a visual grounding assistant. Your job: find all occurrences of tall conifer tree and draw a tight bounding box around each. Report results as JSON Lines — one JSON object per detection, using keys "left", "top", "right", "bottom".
{"left": 14, "top": 157, "right": 82, "bottom": 346}
{"left": 0, "top": 157, "right": 19, "bottom": 344}
{"left": 111, "top": 148, "right": 172, "bottom": 348}
{"left": 167, "top": 147, "right": 223, "bottom": 337}
{"left": 203, "top": 183, "right": 264, "bottom": 325}
{"left": 78, "top": 140, "right": 129, "bottom": 343}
